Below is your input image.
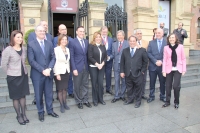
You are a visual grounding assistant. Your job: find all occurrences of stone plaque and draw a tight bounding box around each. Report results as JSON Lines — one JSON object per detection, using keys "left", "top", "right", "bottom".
{"left": 93, "top": 20, "right": 103, "bottom": 27}
{"left": 29, "top": 18, "right": 35, "bottom": 25}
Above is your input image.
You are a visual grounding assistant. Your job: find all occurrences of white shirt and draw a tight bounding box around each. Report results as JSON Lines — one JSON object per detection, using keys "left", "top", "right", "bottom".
{"left": 130, "top": 46, "right": 137, "bottom": 54}
{"left": 172, "top": 67, "right": 178, "bottom": 71}
{"left": 90, "top": 44, "right": 102, "bottom": 67}
{"left": 138, "top": 40, "right": 142, "bottom": 47}
{"left": 102, "top": 36, "right": 108, "bottom": 50}
{"left": 77, "top": 36, "right": 85, "bottom": 47}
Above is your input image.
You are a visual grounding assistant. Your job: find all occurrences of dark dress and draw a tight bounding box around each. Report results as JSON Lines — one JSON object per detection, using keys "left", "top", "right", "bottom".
{"left": 7, "top": 49, "right": 30, "bottom": 100}
{"left": 54, "top": 54, "right": 70, "bottom": 90}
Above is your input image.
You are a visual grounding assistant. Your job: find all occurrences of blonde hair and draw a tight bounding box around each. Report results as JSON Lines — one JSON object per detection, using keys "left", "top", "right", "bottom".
{"left": 90, "top": 32, "right": 102, "bottom": 45}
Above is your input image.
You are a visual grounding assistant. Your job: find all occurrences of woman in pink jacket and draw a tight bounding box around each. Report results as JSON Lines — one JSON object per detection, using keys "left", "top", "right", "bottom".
{"left": 162, "top": 33, "right": 186, "bottom": 109}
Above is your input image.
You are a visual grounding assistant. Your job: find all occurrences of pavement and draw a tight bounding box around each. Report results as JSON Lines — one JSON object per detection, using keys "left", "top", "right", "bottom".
{"left": 0, "top": 86, "right": 200, "bottom": 133}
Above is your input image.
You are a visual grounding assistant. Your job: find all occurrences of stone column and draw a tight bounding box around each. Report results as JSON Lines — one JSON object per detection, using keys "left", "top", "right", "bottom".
{"left": 128, "top": 0, "right": 158, "bottom": 41}
{"left": 19, "top": 0, "right": 44, "bottom": 33}
{"left": 88, "top": 0, "right": 107, "bottom": 42}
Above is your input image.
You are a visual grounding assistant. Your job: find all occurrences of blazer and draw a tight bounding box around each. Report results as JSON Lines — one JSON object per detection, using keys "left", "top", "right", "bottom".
{"left": 110, "top": 40, "right": 129, "bottom": 71}
{"left": 162, "top": 44, "right": 186, "bottom": 74}
{"left": 88, "top": 44, "right": 107, "bottom": 66}
{"left": 68, "top": 38, "right": 89, "bottom": 72}
{"left": 163, "top": 28, "right": 169, "bottom": 38}
{"left": 27, "top": 39, "right": 56, "bottom": 80}
{"left": 28, "top": 32, "right": 53, "bottom": 45}
{"left": 138, "top": 39, "right": 149, "bottom": 50}
{"left": 53, "top": 36, "right": 73, "bottom": 48}
{"left": 53, "top": 46, "right": 70, "bottom": 75}
{"left": 147, "top": 39, "right": 167, "bottom": 71}
{"left": 173, "top": 28, "right": 188, "bottom": 44}
{"left": 1, "top": 46, "right": 28, "bottom": 76}
{"left": 120, "top": 47, "right": 148, "bottom": 77}
{"left": 102, "top": 36, "right": 113, "bottom": 57}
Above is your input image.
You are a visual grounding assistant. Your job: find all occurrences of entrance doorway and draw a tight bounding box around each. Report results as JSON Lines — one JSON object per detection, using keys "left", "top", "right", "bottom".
{"left": 52, "top": 13, "right": 76, "bottom": 38}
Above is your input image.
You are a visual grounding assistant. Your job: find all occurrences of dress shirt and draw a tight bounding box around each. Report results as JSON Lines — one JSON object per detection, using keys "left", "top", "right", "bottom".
{"left": 36, "top": 38, "right": 44, "bottom": 47}
{"left": 102, "top": 36, "right": 108, "bottom": 50}
{"left": 129, "top": 46, "right": 137, "bottom": 53}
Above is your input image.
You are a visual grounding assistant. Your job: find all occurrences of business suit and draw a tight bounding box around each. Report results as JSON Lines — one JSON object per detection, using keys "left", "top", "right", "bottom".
{"left": 27, "top": 39, "right": 55, "bottom": 114}
{"left": 162, "top": 44, "right": 186, "bottom": 105}
{"left": 53, "top": 35, "right": 74, "bottom": 95}
{"left": 28, "top": 32, "right": 53, "bottom": 44}
{"left": 138, "top": 39, "right": 149, "bottom": 97}
{"left": 88, "top": 44, "right": 107, "bottom": 104}
{"left": 120, "top": 47, "right": 148, "bottom": 105}
{"left": 69, "top": 37, "right": 89, "bottom": 104}
{"left": 147, "top": 39, "right": 167, "bottom": 100}
{"left": 110, "top": 40, "right": 129, "bottom": 99}
{"left": 173, "top": 28, "right": 188, "bottom": 44}
{"left": 162, "top": 28, "right": 168, "bottom": 40}
{"left": 102, "top": 36, "right": 113, "bottom": 92}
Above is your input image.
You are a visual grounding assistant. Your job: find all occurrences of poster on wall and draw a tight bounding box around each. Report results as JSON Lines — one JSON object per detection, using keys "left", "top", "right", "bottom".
{"left": 158, "top": 1, "right": 170, "bottom": 32}
{"left": 51, "top": 0, "right": 78, "bottom": 13}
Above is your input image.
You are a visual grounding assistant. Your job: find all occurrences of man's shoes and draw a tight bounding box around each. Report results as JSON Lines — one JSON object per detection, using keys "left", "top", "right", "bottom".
{"left": 38, "top": 114, "right": 44, "bottom": 122}
{"left": 174, "top": 104, "right": 179, "bottom": 109}
{"left": 84, "top": 102, "right": 92, "bottom": 108}
{"left": 78, "top": 103, "right": 83, "bottom": 109}
{"left": 134, "top": 103, "right": 141, "bottom": 108}
{"left": 64, "top": 104, "right": 70, "bottom": 110}
{"left": 147, "top": 98, "right": 154, "bottom": 103}
{"left": 48, "top": 112, "right": 59, "bottom": 118}
{"left": 106, "top": 90, "right": 113, "bottom": 95}
{"left": 121, "top": 97, "right": 126, "bottom": 101}
{"left": 93, "top": 102, "right": 98, "bottom": 106}
{"left": 160, "top": 98, "right": 166, "bottom": 103}
{"left": 111, "top": 98, "right": 119, "bottom": 103}
{"left": 142, "top": 96, "right": 148, "bottom": 100}
{"left": 100, "top": 101, "right": 106, "bottom": 105}
{"left": 123, "top": 101, "right": 133, "bottom": 105}
{"left": 32, "top": 99, "right": 36, "bottom": 105}
{"left": 162, "top": 103, "right": 170, "bottom": 108}
{"left": 69, "top": 94, "right": 74, "bottom": 98}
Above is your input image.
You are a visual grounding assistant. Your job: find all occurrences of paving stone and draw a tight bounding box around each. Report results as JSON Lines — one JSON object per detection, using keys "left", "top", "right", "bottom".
{"left": 184, "top": 123, "right": 200, "bottom": 133}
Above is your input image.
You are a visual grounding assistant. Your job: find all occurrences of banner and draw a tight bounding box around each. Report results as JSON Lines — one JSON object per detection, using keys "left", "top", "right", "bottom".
{"left": 51, "top": 0, "right": 78, "bottom": 13}
{"left": 158, "top": 1, "right": 170, "bottom": 31}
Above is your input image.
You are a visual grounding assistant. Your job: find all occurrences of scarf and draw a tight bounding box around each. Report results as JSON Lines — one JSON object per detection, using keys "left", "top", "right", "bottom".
{"left": 169, "top": 44, "right": 178, "bottom": 67}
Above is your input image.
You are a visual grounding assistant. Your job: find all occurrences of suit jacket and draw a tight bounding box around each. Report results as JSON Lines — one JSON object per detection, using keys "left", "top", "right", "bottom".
{"left": 88, "top": 44, "right": 107, "bottom": 66}
{"left": 28, "top": 32, "right": 53, "bottom": 45}
{"left": 138, "top": 39, "right": 149, "bottom": 50}
{"left": 1, "top": 46, "right": 28, "bottom": 76}
{"left": 27, "top": 39, "right": 56, "bottom": 80}
{"left": 102, "top": 36, "right": 113, "bottom": 57}
{"left": 110, "top": 40, "right": 129, "bottom": 71}
{"left": 147, "top": 39, "right": 167, "bottom": 71}
{"left": 173, "top": 28, "right": 188, "bottom": 44}
{"left": 68, "top": 38, "right": 89, "bottom": 72}
{"left": 53, "top": 36, "right": 73, "bottom": 48}
{"left": 162, "top": 44, "right": 186, "bottom": 74}
{"left": 163, "top": 28, "right": 168, "bottom": 38}
{"left": 53, "top": 46, "right": 70, "bottom": 75}
{"left": 120, "top": 47, "right": 148, "bottom": 77}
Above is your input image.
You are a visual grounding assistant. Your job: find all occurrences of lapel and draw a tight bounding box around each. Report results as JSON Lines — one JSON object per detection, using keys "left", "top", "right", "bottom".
{"left": 155, "top": 39, "right": 160, "bottom": 53}
{"left": 35, "top": 39, "right": 45, "bottom": 57}
{"left": 75, "top": 38, "right": 84, "bottom": 54}
{"left": 160, "top": 40, "right": 166, "bottom": 53}
{"left": 121, "top": 40, "right": 126, "bottom": 52}
{"left": 132, "top": 48, "right": 139, "bottom": 58}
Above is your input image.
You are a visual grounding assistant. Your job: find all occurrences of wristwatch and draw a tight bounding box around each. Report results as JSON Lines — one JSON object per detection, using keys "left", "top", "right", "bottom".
{"left": 48, "top": 68, "right": 52, "bottom": 71}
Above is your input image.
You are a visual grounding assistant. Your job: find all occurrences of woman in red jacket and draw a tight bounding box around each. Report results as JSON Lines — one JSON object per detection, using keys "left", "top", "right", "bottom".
{"left": 162, "top": 33, "right": 186, "bottom": 109}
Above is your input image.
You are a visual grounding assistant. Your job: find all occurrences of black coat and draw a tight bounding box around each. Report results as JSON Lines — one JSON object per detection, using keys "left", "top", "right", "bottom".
{"left": 120, "top": 47, "right": 148, "bottom": 77}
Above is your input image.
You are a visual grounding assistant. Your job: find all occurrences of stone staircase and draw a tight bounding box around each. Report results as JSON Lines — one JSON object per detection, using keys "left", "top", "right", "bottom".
{"left": 0, "top": 50, "right": 200, "bottom": 114}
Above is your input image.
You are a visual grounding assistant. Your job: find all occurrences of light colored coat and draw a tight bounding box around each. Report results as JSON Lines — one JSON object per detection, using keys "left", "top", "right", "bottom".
{"left": 1, "top": 46, "right": 28, "bottom": 76}
{"left": 162, "top": 44, "right": 186, "bottom": 74}
{"left": 53, "top": 46, "right": 70, "bottom": 75}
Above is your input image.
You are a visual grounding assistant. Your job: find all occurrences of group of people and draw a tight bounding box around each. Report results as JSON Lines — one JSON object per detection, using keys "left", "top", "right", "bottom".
{"left": 1, "top": 20, "right": 187, "bottom": 125}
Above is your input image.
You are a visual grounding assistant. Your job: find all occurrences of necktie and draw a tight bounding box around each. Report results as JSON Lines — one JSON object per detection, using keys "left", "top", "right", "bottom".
{"left": 40, "top": 41, "right": 45, "bottom": 55}
{"left": 118, "top": 42, "right": 122, "bottom": 52}
{"left": 158, "top": 40, "right": 162, "bottom": 53}
{"left": 80, "top": 40, "right": 85, "bottom": 52}
{"left": 138, "top": 41, "right": 140, "bottom": 45}
{"left": 131, "top": 48, "right": 134, "bottom": 57}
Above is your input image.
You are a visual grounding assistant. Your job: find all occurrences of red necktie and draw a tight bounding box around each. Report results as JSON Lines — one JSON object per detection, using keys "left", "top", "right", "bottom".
{"left": 118, "top": 42, "right": 122, "bottom": 52}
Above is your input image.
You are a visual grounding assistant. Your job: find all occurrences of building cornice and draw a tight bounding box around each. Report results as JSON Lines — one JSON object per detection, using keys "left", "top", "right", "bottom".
{"left": 19, "top": 0, "right": 44, "bottom": 9}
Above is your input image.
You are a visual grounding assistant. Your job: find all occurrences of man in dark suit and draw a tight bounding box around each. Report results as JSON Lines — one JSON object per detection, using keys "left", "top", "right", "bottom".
{"left": 147, "top": 28, "right": 167, "bottom": 103}
{"left": 173, "top": 22, "right": 188, "bottom": 44}
{"left": 160, "top": 22, "right": 168, "bottom": 41}
{"left": 28, "top": 21, "right": 54, "bottom": 105}
{"left": 109, "top": 30, "right": 129, "bottom": 103}
{"left": 27, "top": 25, "right": 59, "bottom": 122}
{"left": 100, "top": 26, "right": 113, "bottom": 95}
{"left": 68, "top": 26, "right": 92, "bottom": 109}
{"left": 53, "top": 24, "right": 74, "bottom": 98}
{"left": 120, "top": 35, "right": 148, "bottom": 108}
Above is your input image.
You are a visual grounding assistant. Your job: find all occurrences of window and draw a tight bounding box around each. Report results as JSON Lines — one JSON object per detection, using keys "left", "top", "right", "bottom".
{"left": 197, "top": 18, "right": 200, "bottom": 39}
{"left": 104, "top": 0, "right": 124, "bottom": 8}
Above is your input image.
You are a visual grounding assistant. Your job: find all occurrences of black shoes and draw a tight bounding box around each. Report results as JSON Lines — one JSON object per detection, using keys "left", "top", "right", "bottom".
{"left": 16, "top": 115, "right": 26, "bottom": 125}
{"left": 162, "top": 103, "right": 170, "bottom": 108}
{"left": 69, "top": 94, "right": 74, "bottom": 98}
{"left": 174, "top": 104, "right": 179, "bottom": 109}
{"left": 160, "top": 98, "right": 166, "bottom": 103}
{"left": 32, "top": 99, "right": 36, "bottom": 105}
{"left": 22, "top": 114, "right": 29, "bottom": 123}
{"left": 84, "top": 102, "right": 92, "bottom": 108}
{"left": 78, "top": 103, "right": 83, "bottom": 109}
{"left": 64, "top": 104, "right": 70, "bottom": 110}
{"left": 100, "top": 101, "right": 106, "bottom": 105}
{"left": 106, "top": 90, "right": 113, "bottom": 95}
{"left": 121, "top": 97, "right": 126, "bottom": 101}
{"left": 123, "top": 101, "right": 133, "bottom": 105}
{"left": 60, "top": 105, "right": 65, "bottom": 113}
{"left": 48, "top": 112, "right": 59, "bottom": 118}
{"left": 147, "top": 98, "right": 154, "bottom": 103}
{"left": 38, "top": 114, "right": 44, "bottom": 122}
{"left": 93, "top": 103, "right": 98, "bottom": 106}
{"left": 142, "top": 96, "right": 148, "bottom": 100}
{"left": 111, "top": 98, "right": 119, "bottom": 103}
{"left": 134, "top": 103, "right": 141, "bottom": 108}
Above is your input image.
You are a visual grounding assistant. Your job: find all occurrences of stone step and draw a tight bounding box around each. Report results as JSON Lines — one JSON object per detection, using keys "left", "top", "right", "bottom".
{"left": 189, "top": 50, "right": 200, "bottom": 57}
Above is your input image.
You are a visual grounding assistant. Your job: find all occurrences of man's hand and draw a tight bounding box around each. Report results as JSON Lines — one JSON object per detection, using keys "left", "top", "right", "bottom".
{"left": 181, "top": 30, "right": 184, "bottom": 35}
{"left": 56, "top": 75, "right": 61, "bottom": 80}
{"left": 162, "top": 72, "right": 166, "bottom": 77}
{"left": 73, "top": 70, "right": 78, "bottom": 76}
{"left": 156, "top": 60, "right": 162, "bottom": 66}
{"left": 42, "top": 69, "right": 50, "bottom": 76}
{"left": 120, "top": 73, "right": 125, "bottom": 78}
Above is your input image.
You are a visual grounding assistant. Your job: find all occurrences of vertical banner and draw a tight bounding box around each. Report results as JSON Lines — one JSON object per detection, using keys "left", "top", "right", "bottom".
{"left": 51, "top": 0, "right": 78, "bottom": 13}
{"left": 158, "top": 1, "right": 170, "bottom": 30}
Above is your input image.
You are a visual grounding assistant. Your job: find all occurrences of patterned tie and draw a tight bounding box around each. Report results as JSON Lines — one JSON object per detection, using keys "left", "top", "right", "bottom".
{"left": 131, "top": 48, "right": 134, "bottom": 57}
{"left": 40, "top": 41, "right": 45, "bottom": 55}
{"left": 80, "top": 40, "right": 85, "bottom": 53}
{"left": 118, "top": 42, "right": 122, "bottom": 52}
{"left": 158, "top": 40, "right": 162, "bottom": 53}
